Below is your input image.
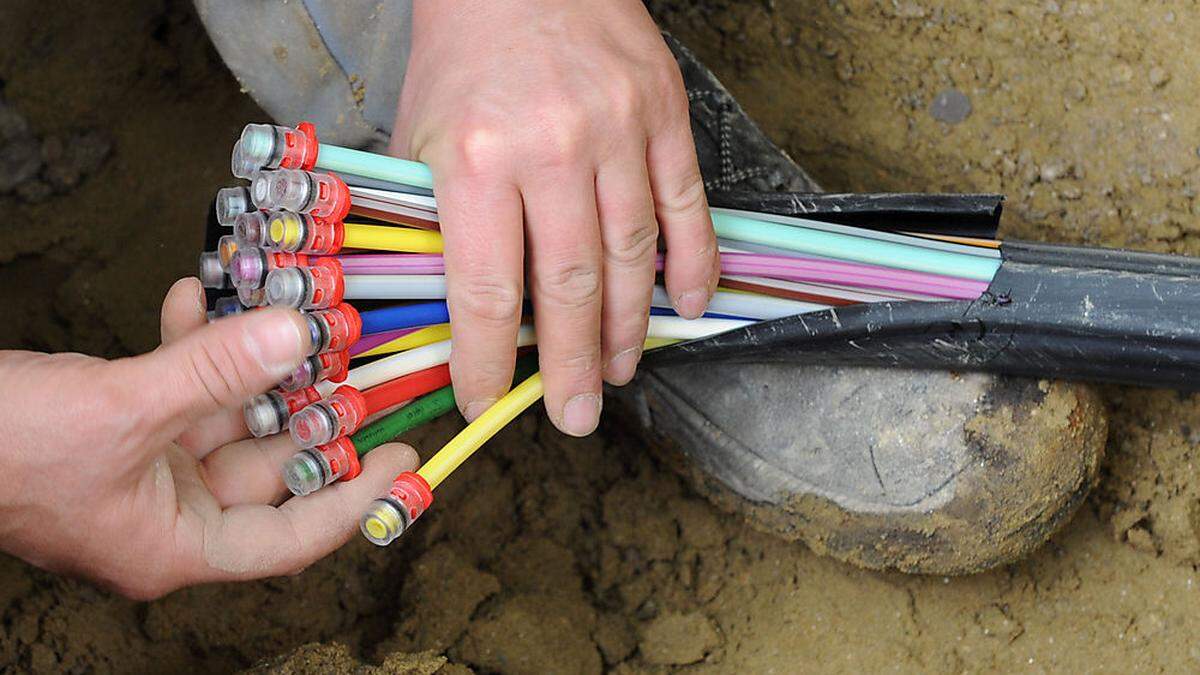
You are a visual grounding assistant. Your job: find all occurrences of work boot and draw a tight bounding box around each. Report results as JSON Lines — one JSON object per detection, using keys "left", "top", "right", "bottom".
{"left": 196, "top": 5, "right": 1108, "bottom": 574}
{"left": 607, "top": 36, "right": 1107, "bottom": 575}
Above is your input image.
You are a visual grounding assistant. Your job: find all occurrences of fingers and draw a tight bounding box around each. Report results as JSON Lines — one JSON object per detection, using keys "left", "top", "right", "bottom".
{"left": 159, "top": 277, "right": 253, "bottom": 457}
{"left": 437, "top": 174, "right": 526, "bottom": 422}
{"left": 646, "top": 96, "right": 719, "bottom": 320}
{"left": 524, "top": 171, "right": 604, "bottom": 436}
{"left": 184, "top": 443, "right": 418, "bottom": 582}
{"left": 161, "top": 277, "right": 207, "bottom": 344}
{"left": 595, "top": 143, "right": 659, "bottom": 386}
{"left": 200, "top": 433, "right": 298, "bottom": 507}
{"left": 112, "top": 307, "right": 310, "bottom": 445}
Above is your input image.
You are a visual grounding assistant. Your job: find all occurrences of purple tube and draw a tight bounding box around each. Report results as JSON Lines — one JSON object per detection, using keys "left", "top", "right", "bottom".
{"left": 349, "top": 327, "right": 421, "bottom": 357}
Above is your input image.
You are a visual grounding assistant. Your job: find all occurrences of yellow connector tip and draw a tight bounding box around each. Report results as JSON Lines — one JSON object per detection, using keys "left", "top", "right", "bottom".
{"left": 359, "top": 499, "right": 404, "bottom": 546}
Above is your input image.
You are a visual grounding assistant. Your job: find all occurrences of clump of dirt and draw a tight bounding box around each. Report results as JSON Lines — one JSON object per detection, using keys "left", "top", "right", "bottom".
{"left": 3, "top": 0, "right": 1200, "bottom": 673}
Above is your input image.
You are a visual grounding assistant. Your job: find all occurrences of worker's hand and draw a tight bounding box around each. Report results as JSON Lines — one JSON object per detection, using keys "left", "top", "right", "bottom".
{"left": 391, "top": 0, "right": 719, "bottom": 436}
{"left": 0, "top": 278, "right": 417, "bottom": 600}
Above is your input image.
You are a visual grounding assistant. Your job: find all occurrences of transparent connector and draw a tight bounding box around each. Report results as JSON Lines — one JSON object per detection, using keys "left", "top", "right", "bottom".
{"left": 277, "top": 351, "right": 350, "bottom": 392}
{"left": 250, "top": 169, "right": 350, "bottom": 221}
{"left": 360, "top": 472, "right": 433, "bottom": 546}
{"left": 217, "top": 235, "right": 239, "bottom": 270}
{"left": 207, "top": 296, "right": 245, "bottom": 322}
{"left": 302, "top": 304, "right": 362, "bottom": 354}
{"left": 229, "top": 247, "right": 308, "bottom": 290}
{"left": 266, "top": 211, "right": 312, "bottom": 252}
{"left": 243, "top": 387, "right": 322, "bottom": 438}
{"left": 282, "top": 437, "right": 359, "bottom": 497}
{"left": 289, "top": 386, "right": 367, "bottom": 449}
{"left": 237, "top": 285, "right": 267, "bottom": 307}
{"left": 266, "top": 211, "right": 342, "bottom": 254}
{"left": 198, "top": 251, "right": 227, "bottom": 289}
{"left": 264, "top": 261, "right": 344, "bottom": 310}
{"left": 232, "top": 123, "right": 319, "bottom": 180}
{"left": 233, "top": 211, "right": 270, "bottom": 248}
{"left": 215, "top": 186, "right": 253, "bottom": 226}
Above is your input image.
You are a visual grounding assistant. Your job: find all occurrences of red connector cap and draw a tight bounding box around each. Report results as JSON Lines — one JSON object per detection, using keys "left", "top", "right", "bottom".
{"left": 280, "top": 121, "right": 320, "bottom": 171}
{"left": 305, "top": 303, "right": 362, "bottom": 354}
{"left": 264, "top": 258, "right": 345, "bottom": 310}
{"left": 389, "top": 471, "right": 434, "bottom": 524}
{"left": 289, "top": 384, "right": 368, "bottom": 449}
{"left": 316, "top": 436, "right": 362, "bottom": 482}
{"left": 310, "top": 172, "right": 352, "bottom": 223}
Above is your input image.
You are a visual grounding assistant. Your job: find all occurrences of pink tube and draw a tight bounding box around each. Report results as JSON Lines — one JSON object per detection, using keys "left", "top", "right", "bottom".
{"left": 349, "top": 327, "right": 421, "bottom": 357}
{"left": 330, "top": 254, "right": 445, "bottom": 275}
{"left": 327, "top": 251, "right": 988, "bottom": 300}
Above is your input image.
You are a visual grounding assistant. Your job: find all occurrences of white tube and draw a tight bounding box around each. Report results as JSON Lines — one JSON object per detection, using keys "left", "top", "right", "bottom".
{"left": 651, "top": 287, "right": 825, "bottom": 320}
{"left": 344, "top": 275, "right": 448, "bottom": 300}
{"left": 321, "top": 316, "right": 745, "bottom": 396}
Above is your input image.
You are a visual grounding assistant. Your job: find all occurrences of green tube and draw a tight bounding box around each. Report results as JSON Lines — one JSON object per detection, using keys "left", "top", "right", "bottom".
{"left": 349, "top": 354, "right": 540, "bottom": 456}
{"left": 317, "top": 144, "right": 435, "bottom": 190}
{"left": 710, "top": 211, "right": 1001, "bottom": 282}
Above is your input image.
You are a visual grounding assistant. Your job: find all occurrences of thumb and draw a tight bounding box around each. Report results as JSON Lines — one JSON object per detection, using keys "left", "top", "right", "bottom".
{"left": 115, "top": 307, "right": 311, "bottom": 438}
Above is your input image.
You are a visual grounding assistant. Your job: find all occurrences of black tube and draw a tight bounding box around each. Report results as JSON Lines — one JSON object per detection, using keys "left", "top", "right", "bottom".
{"left": 707, "top": 191, "right": 1004, "bottom": 239}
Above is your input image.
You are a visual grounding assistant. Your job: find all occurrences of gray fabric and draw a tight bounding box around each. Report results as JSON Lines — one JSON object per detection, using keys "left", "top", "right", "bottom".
{"left": 195, "top": 0, "right": 412, "bottom": 150}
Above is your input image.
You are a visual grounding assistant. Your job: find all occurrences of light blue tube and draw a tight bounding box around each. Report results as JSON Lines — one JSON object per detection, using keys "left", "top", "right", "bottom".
{"left": 710, "top": 212, "right": 1001, "bottom": 282}
{"left": 317, "top": 144, "right": 435, "bottom": 189}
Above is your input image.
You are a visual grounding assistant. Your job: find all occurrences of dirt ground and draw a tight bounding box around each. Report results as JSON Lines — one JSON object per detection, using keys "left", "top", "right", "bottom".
{"left": 1, "top": 0, "right": 1199, "bottom": 672}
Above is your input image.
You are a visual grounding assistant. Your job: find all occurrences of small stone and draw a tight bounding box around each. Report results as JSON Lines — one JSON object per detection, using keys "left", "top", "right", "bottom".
{"left": 638, "top": 612, "right": 720, "bottom": 666}
{"left": 0, "top": 137, "right": 43, "bottom": 193}
{"left": 594, "top": 614, "right": 637, "bottom": 665}
{"left": 929, "top": 89, "right": 972, "bottom": 124}
{"left": 1149, "top": 67, "right": 1172, "bottom": 88}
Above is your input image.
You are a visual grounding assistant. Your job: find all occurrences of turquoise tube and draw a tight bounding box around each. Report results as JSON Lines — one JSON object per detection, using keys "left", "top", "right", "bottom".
{"left": 317, "top": 144, "right": 435, "bottom": 190}
{"left": 710, "top": 212, "right": 1001, "bottom": 281}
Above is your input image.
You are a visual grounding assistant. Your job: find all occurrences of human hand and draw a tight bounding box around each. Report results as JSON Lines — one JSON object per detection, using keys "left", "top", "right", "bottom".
{"left": 0, "top": 278, "right": 417, "bottom": 599}
{"left": 391, "top": 0, "right": 719, "bottom": 436}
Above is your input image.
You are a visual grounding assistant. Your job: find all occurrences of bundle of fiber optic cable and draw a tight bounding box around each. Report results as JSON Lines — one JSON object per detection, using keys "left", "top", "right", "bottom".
{"left": 200, "top": 121, "right": 1200, "bottom": 548}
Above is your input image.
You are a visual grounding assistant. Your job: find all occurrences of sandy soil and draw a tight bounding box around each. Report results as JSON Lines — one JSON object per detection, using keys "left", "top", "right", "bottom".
{"left": 1, "top": 0, "right": 1198, "bottom": 672}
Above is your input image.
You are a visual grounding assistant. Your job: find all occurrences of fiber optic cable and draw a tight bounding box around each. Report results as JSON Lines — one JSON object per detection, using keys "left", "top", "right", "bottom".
{"left": 350, "top": 327, "right": 421, "bottom": 357}
{"left": 710, "top": 211, "right": 1001, "bottom": 281}
{"left": 359, "top": 301, "right": 450, "bottom": 334}
{"left": 355, "top": 324, "right": 452, "bottom": 359}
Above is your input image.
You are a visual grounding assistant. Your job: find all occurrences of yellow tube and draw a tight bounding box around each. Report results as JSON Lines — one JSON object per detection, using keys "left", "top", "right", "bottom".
{"left": 414, "top": 338, "right": 678, "bottom": 490}
{"left": 418, "top": 372, "right": 544, "bottom": 490}
{"left": 354, "top": 323, "right": 453, "bottom": 359}
{"left": 343, "top": 222, "right": 443, "bottom": 253}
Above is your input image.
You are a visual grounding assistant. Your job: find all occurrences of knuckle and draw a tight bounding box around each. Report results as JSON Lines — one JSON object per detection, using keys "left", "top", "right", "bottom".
{"left": 183, "top": 340, "right": 251, "bottom": 413}
{"left": 547, "top": 347, "right": 600, "bottom": 377}
{"left": 453, "top": 275, "right": 523, "bottom": 325}
{"left": 447, "top": 118, "right": 509, "bottom": 175}
{"left": 606, "top": 221, "right": 660, "bottom": 267}
{"left": 659, "top": 171, "right": 708, "bottom": 220}
{"left": 534, "top": 260, "right": 601, "bottom": 310}
{"left": 533, "top": 103, "right": 589, "bottom": 166}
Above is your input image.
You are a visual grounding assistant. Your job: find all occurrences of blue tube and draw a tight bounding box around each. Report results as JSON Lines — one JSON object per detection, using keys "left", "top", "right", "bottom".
{"left": 317, "top": 144, "right": 435, "bottom": 190}
{"left": 360, "top": 301, "right": 450, "bottom": 335}
{"left": 710, "top": 212, "right": 1002, "bottom": 282}
{"left": 649, "top": 306, "right": 753, "bottom": 321}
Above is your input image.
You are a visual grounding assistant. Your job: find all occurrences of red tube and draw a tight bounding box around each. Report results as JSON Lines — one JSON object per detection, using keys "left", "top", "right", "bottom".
{"left": 361, "top": 363, "right": 452, "bottom": 413}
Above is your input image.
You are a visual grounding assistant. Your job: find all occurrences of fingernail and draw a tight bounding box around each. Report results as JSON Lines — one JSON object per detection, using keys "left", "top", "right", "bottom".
{"left": 674, "top": 288, "right": 710, "bottom": 319}
{"left": 605, "top": 346, "right": 642, "bottom": 385}
{"left": 561, "top": 393, "right": 602, "bottom": 437}
{"left": 243, "top": 310, "right": 308, "bottom": 379}
{"left": 464, "top": 398, "right": 497, "bottom": 422}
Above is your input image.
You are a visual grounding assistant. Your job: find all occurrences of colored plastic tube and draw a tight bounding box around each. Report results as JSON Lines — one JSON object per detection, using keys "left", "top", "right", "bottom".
{"left": 359, "top": 301, "right": 451, "bottom": 335}
{"left": 317, "top": 144, "right": 435, "bottom": 190}
{"left": 343, "top": 223, "right": 443, "bottom": 253}
{"left": 710, "top": 211, "right": 1001, "bottom": 281}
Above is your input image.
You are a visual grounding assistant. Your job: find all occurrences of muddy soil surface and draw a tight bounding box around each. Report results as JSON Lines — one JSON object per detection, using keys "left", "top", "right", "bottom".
{"left": 1, "top": 0, "right": 1198, "bottom": 672}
